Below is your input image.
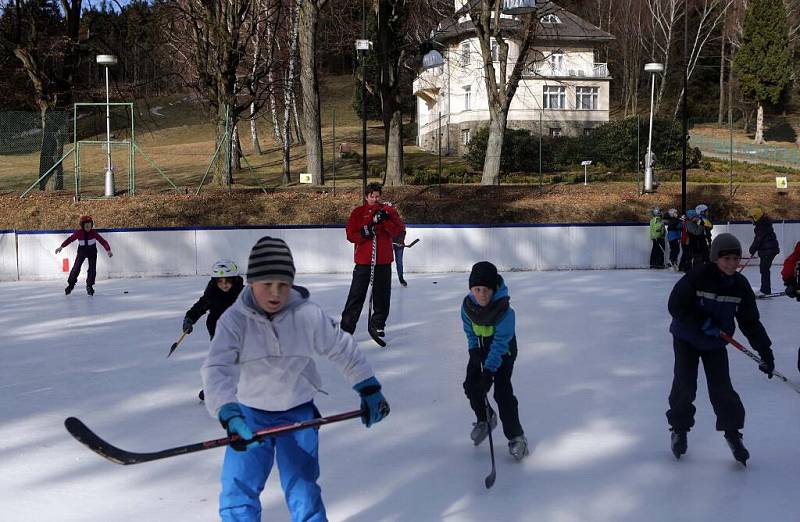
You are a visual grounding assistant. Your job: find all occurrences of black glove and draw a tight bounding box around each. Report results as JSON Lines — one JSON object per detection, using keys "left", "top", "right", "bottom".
{"left": 758, "top": 352, "right": 775, "bottom": 379}
{"left": 359, "top": 224, "right": 374, "bottom": 240}
{"left": 480, "top": 369, "right": 495, "bottom": 395}
{"left": 182, "top": 317, "right": 194, "bottom": 334}
{"left": 786, "top": 284, "right": 800, "bottom": 301}
{"left": 372, "top": 208, "right": 389, "bottom": 225}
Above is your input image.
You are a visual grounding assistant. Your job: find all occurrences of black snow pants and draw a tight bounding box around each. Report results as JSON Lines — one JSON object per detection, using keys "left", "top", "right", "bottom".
{"left": 340, "top": 263, "right": 391, "bottom": 334}
{"left": 67, "top": 245, "right": 98, "bottom": 287}
{"left": 463, "top": 343, "right": 523, "bottom": 440}
{"left": 758, "top": 253, "right": 777, "bottom": 294}
{"left": 666, "top": 337, "right": 745, "bottom": 432}
{"left": 650, "top": 238, "right": 665, "bottom": 268}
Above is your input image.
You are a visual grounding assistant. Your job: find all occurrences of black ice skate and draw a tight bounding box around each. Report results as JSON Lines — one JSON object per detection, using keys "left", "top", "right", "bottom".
{"left": 368, "top": 325, "right": 386, "bottom": 347}
{"left": 670, "top": 429, "right": 687, "bottom": 459}
{"left": 87, "top": 285, "right": 95, "bottom": 296}
{"left": 399, "top": 277, "right": 407, "bottom": 287}
{"left": 198, "top": 389, "right": 205, "bottom": 401}
{"left": 65, "top": 284, "right": 74, "bottom": 295}
{"left": 724, "top": 430, "right": 749, "bottom": 466}
{"left": 508, "top": 435, "right": 529, "bottom": 461}
{"left": 470, "top": 410, "right": 497, "bottom": 446}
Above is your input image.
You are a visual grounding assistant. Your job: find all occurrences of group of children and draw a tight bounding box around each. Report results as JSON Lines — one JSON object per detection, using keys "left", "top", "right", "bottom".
{"left": 54, "top": 199, "right": 800, "bottom": 520}
{"left": 648, "top": 204, "right": 713, "bottom": 271}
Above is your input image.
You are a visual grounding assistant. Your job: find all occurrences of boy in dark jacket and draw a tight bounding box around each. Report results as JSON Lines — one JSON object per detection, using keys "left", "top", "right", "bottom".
{"left": 184, "top": 259, "right": 244, "bottom": 401}
{"left": 748, "top": 207, "right": 781, "bottom": 296}
{"left": 461, "top": 261, "right": 528, "bottom": 461}
{"left": 666, "top": 233, "right": 775, "bottom": 465}
{"left": 55, "top": 215, "right": 113, "bottom": 296}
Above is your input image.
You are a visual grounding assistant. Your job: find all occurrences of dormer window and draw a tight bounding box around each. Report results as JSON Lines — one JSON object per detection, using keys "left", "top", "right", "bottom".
{"left": 541, "top": 14, "right": 561, "bottom": 24}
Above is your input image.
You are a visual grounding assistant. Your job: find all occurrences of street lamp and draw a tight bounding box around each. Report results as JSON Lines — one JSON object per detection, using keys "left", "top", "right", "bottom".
{"left": 96, "top": 54, "right": 117, "bottom": 197}
{"left": 644, "top": 62, "right": 664, "bottom": 193}
{"left": 356, "top": 0, "right": 371, "bottom": 196}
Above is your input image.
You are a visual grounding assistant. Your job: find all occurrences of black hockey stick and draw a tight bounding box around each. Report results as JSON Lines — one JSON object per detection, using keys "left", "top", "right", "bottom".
{"left": 720, "top": 332, "right": 800, "bottom": 394}
{"left": 64, "top": 409, "right": 363, "bottom": 465}
{"left": 367, "top": 234, "right": 386, "bottom": 347}
{"left": 483, "top": 394, "right": 496, "bottom": 489}
{"left": 167, "top": 331, "right": 188, "bottom": 358}
{"left": 392, "top": 238, "right": 419, "bottom": 249}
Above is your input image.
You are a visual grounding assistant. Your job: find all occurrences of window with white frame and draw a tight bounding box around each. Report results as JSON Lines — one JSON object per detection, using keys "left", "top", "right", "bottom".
{"left": 461, "top": 42, "right": 470, "bottom": 65}
{"left": 463, "top": 86, "right": 471, "bottom": 111}
{"left": 547, "top": 49, "right": 564, "bottom": 72}
{"left": 462, "top": 129, "right": 471, "bottom": 145}
{"left": 549, "top": 128, "right": 562, "bottom": 137}
{"left": 576, "top": 86, "right": 599, "bottom": 110}
{"left": 543, "top": 85, "right": 565, "bottom": 109}
{"left": 541, "top": 14, "right": 561, "bottom": 24}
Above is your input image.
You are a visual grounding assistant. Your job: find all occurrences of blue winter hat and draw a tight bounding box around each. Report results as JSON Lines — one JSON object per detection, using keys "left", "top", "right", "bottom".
{"left": 686, "top": 209, "right": 697, "bottom": 217}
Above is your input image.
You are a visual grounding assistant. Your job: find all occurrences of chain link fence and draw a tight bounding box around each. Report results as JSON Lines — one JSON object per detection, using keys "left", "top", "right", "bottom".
{"left": 0, "top": 111, "right": 72, "bottom": 192}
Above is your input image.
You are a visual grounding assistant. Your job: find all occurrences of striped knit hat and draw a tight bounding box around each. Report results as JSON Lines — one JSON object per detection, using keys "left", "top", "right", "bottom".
{"left": 246, "top": 236, "right": 295, "bottom": 284}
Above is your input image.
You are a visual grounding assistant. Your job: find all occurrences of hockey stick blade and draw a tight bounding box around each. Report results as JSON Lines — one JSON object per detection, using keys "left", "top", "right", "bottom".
{"left": 720, "top": 333, "right": 800, "bottom": 394}
{"left": 167, "top": 331, "right": 188, "bottom": 358}
{"left": 406, "top": 238, "right": 420, "bottom": 248}
{"left": 65, "top": 409, "right": 363, "bottom": 465}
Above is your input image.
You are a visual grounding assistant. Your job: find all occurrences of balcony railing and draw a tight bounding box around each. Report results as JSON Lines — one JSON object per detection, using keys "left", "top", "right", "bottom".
{"left": 524, "top": 62, "right": 609, "bottom": 79}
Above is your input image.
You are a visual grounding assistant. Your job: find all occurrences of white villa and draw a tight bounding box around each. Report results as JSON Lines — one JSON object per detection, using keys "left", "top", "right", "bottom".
{"left": 413, "top": 1, "right": 614, "bottom": 156}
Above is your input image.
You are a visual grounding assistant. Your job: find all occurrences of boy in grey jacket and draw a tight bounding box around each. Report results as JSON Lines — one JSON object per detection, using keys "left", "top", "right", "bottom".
{"left": 202, "top": 236, "right": 389, "bottom": 522}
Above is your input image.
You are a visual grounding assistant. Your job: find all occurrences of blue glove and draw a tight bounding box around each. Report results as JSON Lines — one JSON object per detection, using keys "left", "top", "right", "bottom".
{"left": 483, "top": 351, "right": 502, "bottom": 373}
{"left": 353, "top": 376, "right": 390, "bottom": 428}
{"left": 218, "top": 402, "right": 261, "bottom": 451}
{"left": 182, "top": 316, "right": 194, "bottom": 334}
{"left": 701, "top": 318, "right": 721, "bottom": 338}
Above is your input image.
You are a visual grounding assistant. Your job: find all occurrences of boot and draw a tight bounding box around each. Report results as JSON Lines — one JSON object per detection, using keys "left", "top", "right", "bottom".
{"left": 65, "top": 284, "right": 74, "bottom": 295}
{"left": 87, "top": 285, "right": 94, "bottom": 296}
{"left": 508, "top": 435, "right": 529, "bottom": 461}
{"left": 399, "top": 277, "right": 407, "bottom": 287}
{"left": 670, "top": 429, "right": 687, "bottom": 459}
{"left": 470, "top": 410, "right": 497, "bottom": 446}
{"left": 724, "top": 430, "right": 749, "bottom": 466}
{"left": 198, "top": 389, "right": 205, "bottom": 401}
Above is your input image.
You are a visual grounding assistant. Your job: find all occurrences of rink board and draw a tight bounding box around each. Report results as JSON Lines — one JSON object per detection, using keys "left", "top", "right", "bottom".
{"left": 5, "top": 221, "right": 800, "bottom": 281}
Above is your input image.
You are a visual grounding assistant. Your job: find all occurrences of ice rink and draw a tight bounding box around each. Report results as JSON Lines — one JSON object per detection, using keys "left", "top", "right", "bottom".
{"left": 2, "top": 267, "right": 799, "bottom": 521}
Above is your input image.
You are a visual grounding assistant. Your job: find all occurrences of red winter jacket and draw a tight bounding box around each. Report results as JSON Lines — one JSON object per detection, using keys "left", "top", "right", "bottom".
{"left": 346, "top": 203, "right": 405, "bottom": 265}
{"left": 781, "top": 241, "right": 800, "bottom": 282}
{"left": 60, "top": 229, "right": 111, "bottom": 252}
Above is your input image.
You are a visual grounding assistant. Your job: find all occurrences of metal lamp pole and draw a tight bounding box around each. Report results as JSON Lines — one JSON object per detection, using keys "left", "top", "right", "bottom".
{"left": 97, "top": 54, "right": 117, "bottom": 197}
{"left": 644, "top": 62, "right": 663, "bottom": 193}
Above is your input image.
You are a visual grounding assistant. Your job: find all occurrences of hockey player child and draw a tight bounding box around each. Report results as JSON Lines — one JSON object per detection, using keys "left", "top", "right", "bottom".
{"left": 341, "top": 182, "right": 405, "bottom": 344}
{"left": 461, "top": 261, "right": 528, "bottom": 461}
{"left": 649, "top": 208, "right": 666, "bottom": 269}
{"left": 748, "top": 207, "right": 780, "bottom": 297}
{"left": 201, "top": 236, "right": 389, "bottom": 522}
{"left": 664, "top": 208, "right": 682, "bottom": 271}
{"left": 54, "top": 215, "right": 113, "bottom": 296}
{"left": 182, "top": 259, "right": 244, "bottom": 401}
{"left": 696, "top": 204, "right": 713, "bottom": 262}
{"left": 666, "top": 233, "right": 775, "bottom": 465}
{"left": 781, "top": 241, "right": 800, "bottom": 301}
{"left": 684, "top": 209, "right": 708, "bottom": 270}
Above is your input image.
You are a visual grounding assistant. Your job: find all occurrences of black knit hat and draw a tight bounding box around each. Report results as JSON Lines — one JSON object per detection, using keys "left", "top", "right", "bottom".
{"left": 710, "top": 233, "right": 742, "bottom": 261}
{"left": 469, "top": 261, "right": 499, "bottom": 289}
{"left": 246, "top": 236, "right": 295, "bottom": 284}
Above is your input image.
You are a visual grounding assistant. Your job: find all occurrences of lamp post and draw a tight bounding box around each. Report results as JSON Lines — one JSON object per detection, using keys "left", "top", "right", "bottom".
{"left": 96, "top": 54, "right": 117, "bottom": 197}
{"left": 643, "top": 62, "right": 664, "bottom": 193}
{"left": 356, "top": 0, "right": 371, "bottom": 196}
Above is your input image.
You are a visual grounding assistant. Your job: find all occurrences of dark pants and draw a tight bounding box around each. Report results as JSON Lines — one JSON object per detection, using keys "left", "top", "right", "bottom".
{"left": 650, "top": 238, "right": 665, "bottom": 268}
{"left": 666, "top": 337, "right": 745, "bottom": 432}
{"left": 679, "top": 242, "right": 692, "bottom": 272}
{"left": 393, "top": 245, "right": 405, "bottom": 282}
{"left": 463, "top": 345, "right": 523, "bottom": 440}
{"left": 758, "top": 253, "right": 777, "bottom": 294}
{"left": 668, "top": 239, "right": 680, "bottom": 266}
{"left": 67, "top": 245, "right": 97, "bottom": 287}
{"left": 340, "top": 264, "right": 391, "bottom": 334}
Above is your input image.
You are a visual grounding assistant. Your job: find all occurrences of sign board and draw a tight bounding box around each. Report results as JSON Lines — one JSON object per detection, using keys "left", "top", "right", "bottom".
{"left": 580, "top": 160, "right": 592, "bottom": 166}
{"left": 776, "top": 176, "right": 788, "bottom": 190}
{"left": 355, "top": 39, "right": 371, "bottom": 51}
{"left": 299, "top": 173, "right": 312, "bottom": 184}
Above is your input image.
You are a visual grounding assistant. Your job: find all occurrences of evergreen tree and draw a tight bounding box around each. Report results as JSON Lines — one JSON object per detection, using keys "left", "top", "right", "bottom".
{"left": 733, "top": 0, "right": 791, "bottom": 144}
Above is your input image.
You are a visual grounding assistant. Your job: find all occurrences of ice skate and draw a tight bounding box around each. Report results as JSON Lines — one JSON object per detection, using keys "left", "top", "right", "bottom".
{"left": 670, "top": 429, "right": 687, "bottom": 459}
{"left": 198, "top": 389, "right": 205, "bottom": 401}
{"left": 508, "top": 435, "right": 529, "bottom": 461}
{"left": 724, "top": 430, "right": 749, "bottom": 466}
{"left": 470, "top": 410, "right": 497, "bottom": 446}
{"left": 399, "top": 277, "right": 407, "bottom": 287}
{"left": 87, "top": 285, "right": 94, "bottom": 296}
{"left": 65, "top": 284, "right": 74, "bottom": 295}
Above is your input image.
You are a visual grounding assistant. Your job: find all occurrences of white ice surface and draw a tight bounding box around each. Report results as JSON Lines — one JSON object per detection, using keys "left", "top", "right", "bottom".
{"left": 1, "top": 268, "right": 799, "bottom": 522}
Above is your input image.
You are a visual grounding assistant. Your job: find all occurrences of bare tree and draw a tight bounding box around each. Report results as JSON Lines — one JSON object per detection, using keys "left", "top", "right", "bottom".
{"left": 298, "top": 0, "right": 328, "bottom": 185}
{"left": 282, "top": 0, "right": 300, "bottom": 184}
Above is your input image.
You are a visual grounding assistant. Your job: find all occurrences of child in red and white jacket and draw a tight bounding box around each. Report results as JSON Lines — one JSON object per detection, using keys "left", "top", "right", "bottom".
{"left": 55, "top": 215, "right": 113, "bottom": 296}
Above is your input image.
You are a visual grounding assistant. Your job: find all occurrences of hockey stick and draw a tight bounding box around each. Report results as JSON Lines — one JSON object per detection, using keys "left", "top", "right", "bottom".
{"left": 478, "top": 347, "right": 496, "bottom": 489}
{"left": 720, "top": 332, "right": 800, "bottom": 394}
{"left": 392, "top": 238, "right": 420, "bottom": 249}
{"left": 367, "top": 233, "right": 385, "bottom": 347}
{"left": 167, "top": 331, "right": 188, "bottom": 358}
{"left": 64, "top": 409, "right": 364, "bottom": 465}
{"left": 738, "top": 256, "right": 755, "bottom": 273}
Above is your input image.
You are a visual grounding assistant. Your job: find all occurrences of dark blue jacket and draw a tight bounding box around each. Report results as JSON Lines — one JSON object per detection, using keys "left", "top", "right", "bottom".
{"left": 749, "top": 216, "right": 780, "bottom": 257}
{"left": 461, "top": 277, "right": 516, "bottom": 373}
{"left": 185, "top": 276, "right": 245, "bottom": 338}
{"left": 668, "top": 263, "right": 771, "bottom": 356}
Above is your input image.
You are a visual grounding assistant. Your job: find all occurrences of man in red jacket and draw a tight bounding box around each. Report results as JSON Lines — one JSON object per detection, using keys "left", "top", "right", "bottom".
{"left": 341, "top": 183, "right": 405, "bottom": 343}
{"left": 55, "top": 215, "right": 113, "bottom": 296}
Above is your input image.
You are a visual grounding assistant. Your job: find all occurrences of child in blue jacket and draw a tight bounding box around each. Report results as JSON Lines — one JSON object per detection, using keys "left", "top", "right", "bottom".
{"left": 461, "top": 261, "right": 528, "bottom": 461}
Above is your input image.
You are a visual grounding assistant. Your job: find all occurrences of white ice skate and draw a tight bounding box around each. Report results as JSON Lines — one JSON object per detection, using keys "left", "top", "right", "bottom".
{"left": 508, "top": 435, "right": 530, "bottom": 461}
{"left": 470, "top": 411, "right": 497, "bottom": 446}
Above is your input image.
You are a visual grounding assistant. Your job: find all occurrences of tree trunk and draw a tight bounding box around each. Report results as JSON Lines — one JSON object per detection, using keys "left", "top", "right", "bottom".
{"left": 266, "top": 22, "right": 283, "bottom": 146}
{"left": 754, "top": 103, "right": 764, "bottom": 144}
{"left": 298, "top": 0, "right": 324, "bottom": 184}
{"left": 384, "top": 106, "right": 403, "bottom": 185}
{"left": 250, "top": 102, "right": 262, "bottom": 155}
{"left": 231, "top": 121, "right": 242, "bottom": 174}
{"left": 37, "top": 105, "right": 66, "bottom": 191}
{"left": 292, "top": 92, "right": 304, "bottom": 144}
{"left": 213, "top": 103, "right": 229, "bottom": 186}
{"left": 718, "top": 33, "right": 725, "bottom": 126}
{"left": 481, "top": 113, "right": 507, "bottom": 185}
{"left": 282, "top": 0, "right": 301, "bottom": 184}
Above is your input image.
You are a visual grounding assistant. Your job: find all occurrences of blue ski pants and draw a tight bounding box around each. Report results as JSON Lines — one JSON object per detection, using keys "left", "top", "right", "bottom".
{"left": 219, "top": 402, "right": 326, "bottom": 522}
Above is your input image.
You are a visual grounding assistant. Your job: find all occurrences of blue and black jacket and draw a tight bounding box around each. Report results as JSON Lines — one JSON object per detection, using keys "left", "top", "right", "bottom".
{"left": 461, "top": 277, "right": 516, "bottom": 372}
{"left": 668, "top": 263, "right": 771, "bottom": 356}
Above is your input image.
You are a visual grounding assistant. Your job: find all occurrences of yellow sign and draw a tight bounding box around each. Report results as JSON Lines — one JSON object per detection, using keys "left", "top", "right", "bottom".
{"left": 776, "top": 176, "right": 788, "bottom": 189}
{"left": 299, "top": 173, "right": 312, "bottom": 184}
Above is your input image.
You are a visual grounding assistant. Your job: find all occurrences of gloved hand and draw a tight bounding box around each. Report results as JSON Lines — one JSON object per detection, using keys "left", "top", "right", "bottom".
{"left": 353, "top": 376, "right": 390, "bottom": 428}
{"left": 108, "top": 251, "right": 114, "bottom": 258}
{"left": 786, "top": 284, "right": 799, "bottom": 301}
{"left": 218, "top": 402, "right": 262, "bottom": 451}
{"left": 758, "top": 352, "right": 775, "bottom": 379}
{"left": 372, "top": 208, "right": 389, "bottom": 225}
{"left": 701, "top": 318, "right": 721, "bottom": 338}
{"left": 182, "top": 317, "right": 194, "bottom": 334}
{"left": 55, "top": 247, "right": 62, "bottom": 254}
{"left": 359, "top": 224, "right": 374, "bottom": 240}
{"left": 480, "top": 369, "right": 495, "bottom": 395}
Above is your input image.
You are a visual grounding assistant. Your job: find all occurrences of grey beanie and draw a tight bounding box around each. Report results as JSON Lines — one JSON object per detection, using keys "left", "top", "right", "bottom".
{"left": 710, "top": 233, "right": 742, "bottom": 261}
{"left": 246, "top": 236, "right": 295, "bottom": 284}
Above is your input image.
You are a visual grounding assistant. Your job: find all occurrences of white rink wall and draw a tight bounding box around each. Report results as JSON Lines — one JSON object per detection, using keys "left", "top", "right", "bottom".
{"left": 4, "top": 221, "right": 800, "bottom": 282}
